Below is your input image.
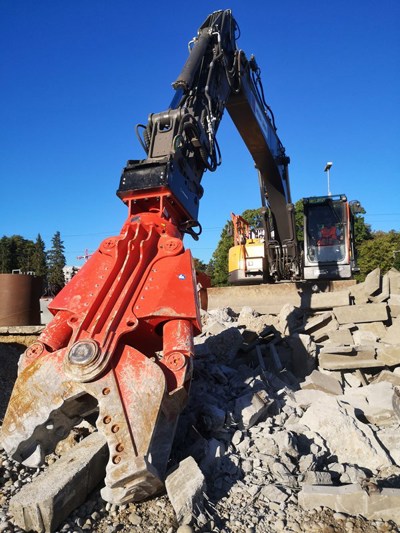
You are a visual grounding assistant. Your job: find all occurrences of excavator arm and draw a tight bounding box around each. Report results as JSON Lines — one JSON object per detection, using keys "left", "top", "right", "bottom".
{"left": 118, "top": 9, "right": 298, "bottom": 277}
{"left": 1, "top": 9, "right": 299, "bottom": 503}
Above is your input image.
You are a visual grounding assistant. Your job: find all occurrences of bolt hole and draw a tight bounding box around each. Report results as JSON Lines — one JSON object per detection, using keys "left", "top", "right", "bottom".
{"left": 103, "top": 416, "right": 111, "bottom": 424}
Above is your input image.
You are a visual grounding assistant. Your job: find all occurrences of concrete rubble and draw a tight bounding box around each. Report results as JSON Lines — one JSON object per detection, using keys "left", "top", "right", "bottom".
{"left": 165, "top": 456, "right": 206, "bottom": 526}
{"left": 9, "top": 432, "right": 108, "bottom": 533}
{"left": 2, "top": 266, "right": 400, "bottom": 532}
{"left": 170, "top": 267, "right": 400, "bottom": 528}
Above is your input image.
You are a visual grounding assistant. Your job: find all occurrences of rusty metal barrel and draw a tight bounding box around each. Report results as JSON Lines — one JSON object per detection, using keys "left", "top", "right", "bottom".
{"left": 0, "top": 274, "right": 42, "bottom": 326}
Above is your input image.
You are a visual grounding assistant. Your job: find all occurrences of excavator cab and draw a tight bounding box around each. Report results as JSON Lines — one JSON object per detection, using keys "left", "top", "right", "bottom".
{"left": 303, "top": 194, "right": 357, "bottom": 280}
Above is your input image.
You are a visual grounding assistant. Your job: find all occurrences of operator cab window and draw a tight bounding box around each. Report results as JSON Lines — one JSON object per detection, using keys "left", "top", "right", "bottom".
{"left": 306, "top": 203, "right": 346, "bottom": 263}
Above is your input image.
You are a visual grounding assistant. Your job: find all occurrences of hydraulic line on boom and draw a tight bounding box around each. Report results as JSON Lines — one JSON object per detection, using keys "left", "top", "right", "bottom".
{"left": 1, "top": 9, "right": 299, "bottom": 502}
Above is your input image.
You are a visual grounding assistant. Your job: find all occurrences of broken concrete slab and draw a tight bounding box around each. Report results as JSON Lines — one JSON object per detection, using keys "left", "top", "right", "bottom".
{"left": 202, "top": 320, "right": 229, "bottom": 336}
{"left": 301, "top": 396, "right": 393, "bottom": 470}
{"left": 388, "top": 268, "right": 400, "bottom": 296}
{"left": 372, "top": 369, "right": 400, "bottom": 386}
{"left": 301, "top": 470, "right": 334, "bottom": 485}
{"left": 343, "top": 372, "right": 364, "bottom": 389}
{"left": 370, "top": 271, "right": 390, "bottom": 303}
{"left": 234, "top": 390, "right": 272, "bottom": 430}
{"left": 319, "top": 353, "right": 379, "bottom": 371}
{"left": 318, "top": 345, "right": 379, "bottom": 371}
{"left": 260, "top": 483, "right": 289, "bottom": 503}
{"left": 276, "top": 303, "right": 301, "bottom": 336}
{"left": 292, "top": 389, "right": 330, "bottom": 408}
{"left": 340, "top": 464, "right": 367, "bottom": 484}
{"left": 165, "top": 456, "right": 206, "bottom": 525}
{"left": 380, "top": 316, "right": 400, "bottom": 345}
{"left": 303, "top": 312, "right": 339, "bottom": 341}
{"left": 333, "top": 303, "right": 389, "bottom": 325}
{"left": 319, "top": 344, "right": 360, "bottom": 355}
{"left": 299, "top": 483, "right": 400, "bottom": 525}
{"left": 342, "top": 381, "right": 396, "bottom": 427}
{"left": 357, "top": 321, "right": 387, "bottom": 339}
{"left": 388, "top": 302, "right": 400, "bottom": 318}
{"left": 350, "top": 283, "right": 370, "bottom": 305}
{"left": 352, "top": 328, "right": 380, "bottom": 345}
{"left": 326, "top": 328, "right": 354, "bottom": 345}
{"left": 376, "top": 344, "right": 400, "bottom": 367}
{"left": 9, "top": 432, "right": 108, "bottom": 533}
{"left": 349, "top": 269, "right": 382, "bottom": 305}
{"left": 389, "top": 295, "right": 400, "bottom": 306}
{"left": 301, "top": 369, "right": 342, "bottom": 395}
{"left": 376, "top": 427, "right": 400, "bottom": 465}
{"left": 363, "top": 267, "right": 382, "bottom": 297}
{"left": 309, "top": 291, "right": 350, "bottom": 310}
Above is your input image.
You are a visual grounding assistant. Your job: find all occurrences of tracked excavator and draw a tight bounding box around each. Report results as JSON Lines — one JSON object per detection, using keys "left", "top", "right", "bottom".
{"left": 229, "top": 193, "right": 360, "bottom": 284}
{"left": 0, "top": 9, "right": 351, "bottom": 503}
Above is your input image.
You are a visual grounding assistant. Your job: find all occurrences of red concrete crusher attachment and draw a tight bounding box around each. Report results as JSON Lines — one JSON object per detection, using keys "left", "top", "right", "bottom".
{"left": 0, "top": 191, "right": 201, "bottom": 504}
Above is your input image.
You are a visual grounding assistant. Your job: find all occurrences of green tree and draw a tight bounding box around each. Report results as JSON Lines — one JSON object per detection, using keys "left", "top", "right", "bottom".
{"left": 394, "top": 253, "right": 400, "bottom": 271}
{"left": 31, "top": 234, "right": 48, "bottom": 278}
{"left": 17, "top": 237, "right": 35, "bottom": 273}
{"left": 193, "top": 257, "right": 208, "bottom": 273}
{"left": 47, "top": 231, "right": 66, "bottom": 295}
{"left": 241, "top": 208, "right": 263, "bottom": 229}
{"left": 357, "top": 230, "right": 400, "bottom": 280}
{"left": 0, "top": 236, "right": 12, "bottom": 273}
{"left": 353, "top": 207, "right": 372, "bottom": 249}
{"left": 294, "top": 200, "right": 304, "bottom": 244}
{"left": 0, "top": 235, "right": 35, "bottom": 273}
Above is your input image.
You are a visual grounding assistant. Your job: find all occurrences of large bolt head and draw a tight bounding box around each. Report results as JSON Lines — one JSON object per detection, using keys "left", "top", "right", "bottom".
{"left": 68, "top": 340, "right": 99, "bottom": 366}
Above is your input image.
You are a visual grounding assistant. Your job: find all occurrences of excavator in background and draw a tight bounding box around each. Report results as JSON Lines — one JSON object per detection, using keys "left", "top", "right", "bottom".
{"left": 229, "top": 211, "right": 267, "bottom": 284}
{"left": 229, "top": 193, "right": 360, "bottom": 284}
{"left": 0, "top": 9, "right": 354, "bottom": 503}
{"left": 302, "top": 194, "right": 360, "bottom": 280}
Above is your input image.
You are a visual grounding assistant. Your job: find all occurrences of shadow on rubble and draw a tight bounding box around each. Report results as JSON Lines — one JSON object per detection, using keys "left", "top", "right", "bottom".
{"left": 0, "top": 342, "right": 25, "bottom": 422}
{"left": 169, "top": 310, "right": 313, "bottom": 530}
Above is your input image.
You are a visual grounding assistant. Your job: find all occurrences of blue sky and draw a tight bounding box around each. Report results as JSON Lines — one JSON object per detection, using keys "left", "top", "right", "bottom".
{"left": 1, "top": 0, "right": 399, "bottom": 266}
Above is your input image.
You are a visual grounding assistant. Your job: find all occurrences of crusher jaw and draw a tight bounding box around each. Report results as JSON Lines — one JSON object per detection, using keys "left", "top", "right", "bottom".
{"left": 1, "top": 204, "right": 201, "bottom": 504}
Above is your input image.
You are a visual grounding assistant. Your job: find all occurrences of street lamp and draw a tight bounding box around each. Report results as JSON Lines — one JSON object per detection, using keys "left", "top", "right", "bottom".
{"left": 324, "top": 162, "right": 333, "bottom": 196}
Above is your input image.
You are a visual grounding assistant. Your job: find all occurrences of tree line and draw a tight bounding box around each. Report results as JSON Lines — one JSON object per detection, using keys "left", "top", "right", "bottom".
{"left": 0, "top": 232, "right": 67, "bottom": 295}
{"left": 3, "top": 211, "right": 399, "bottom": 295}
{"left": 201, "top": 202, "right": 400, "bottom": 286}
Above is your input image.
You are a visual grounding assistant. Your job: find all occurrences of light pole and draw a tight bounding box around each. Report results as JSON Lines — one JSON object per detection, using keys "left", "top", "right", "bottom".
{"left": 324, "top": 162, "right": 333, "bottom": 196}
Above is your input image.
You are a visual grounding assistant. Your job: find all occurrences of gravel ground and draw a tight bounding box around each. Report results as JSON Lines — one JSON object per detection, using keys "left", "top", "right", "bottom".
{"left": 0, "top": 342, "right": 398, "bottom": 533}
